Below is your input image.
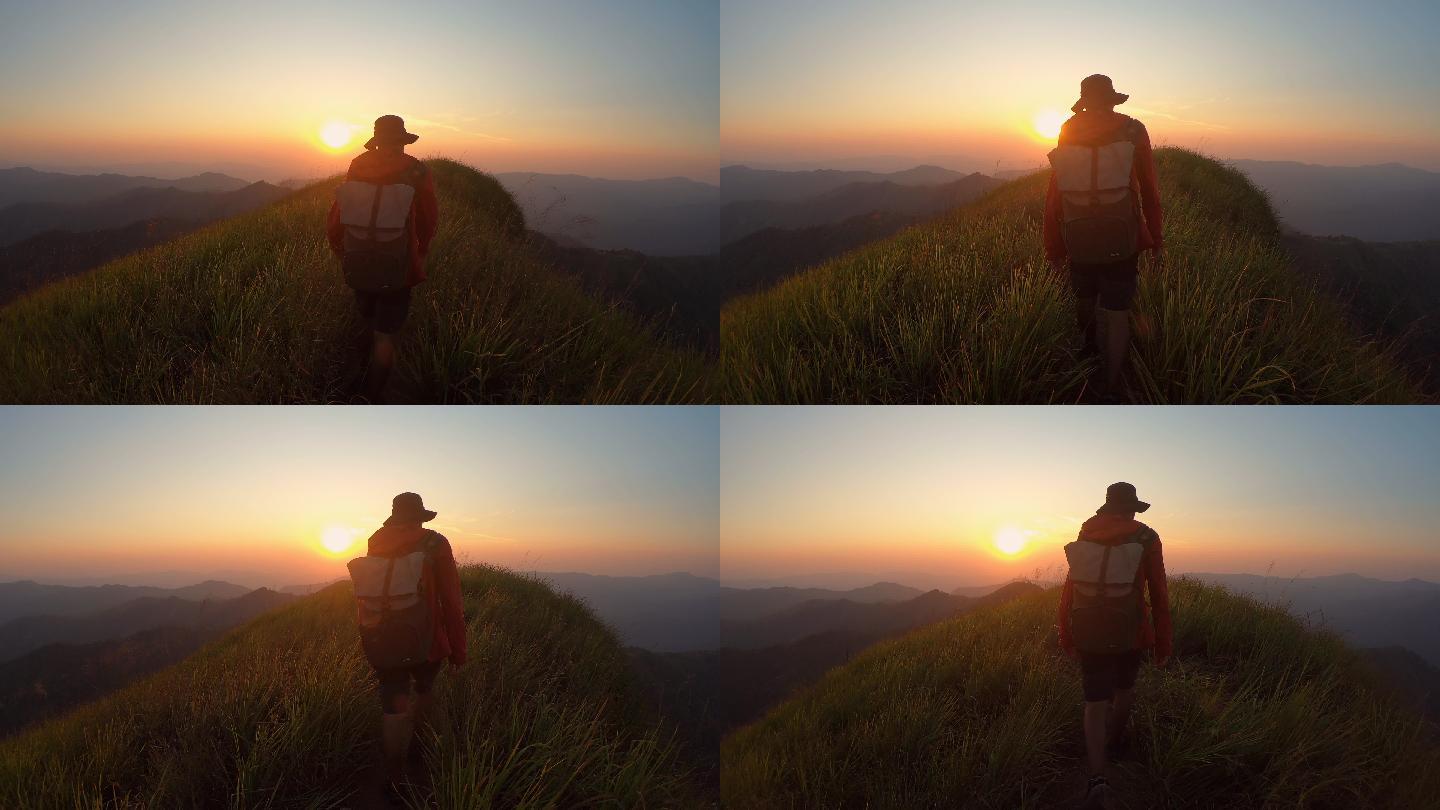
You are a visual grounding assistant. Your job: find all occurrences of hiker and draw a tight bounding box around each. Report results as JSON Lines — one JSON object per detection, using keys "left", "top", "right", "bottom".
{"left": 1043, "top": 75, "right": 1164, "bottom": 402}
{"left": 346, "top": 492, "right": 466, "bottom": 801}
{"left": 1058, "top": 482, "right": 1172, "bottom": 809}
{"left": 326, "top": 115, "right": 439, "bottom": 403}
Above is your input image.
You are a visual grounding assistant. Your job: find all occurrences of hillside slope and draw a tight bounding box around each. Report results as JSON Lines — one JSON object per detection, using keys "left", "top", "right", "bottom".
{"left": 0, "top": 159, "right": 709, "bottom": 403}
{"left": 721, "top": 578, "right": 1440, "bottom": 809}
{"left": 0, "top": 565, "right": 694, "bottom": 808}
{"left": 721, "top": 148, "right": 1424, "bottom": 404}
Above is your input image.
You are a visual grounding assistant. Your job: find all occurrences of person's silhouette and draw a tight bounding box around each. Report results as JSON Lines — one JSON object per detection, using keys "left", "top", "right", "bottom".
{"left": 1044, "top": 76, "right": 1164, "bottom": 402}
{"left": 327, "top": 116, "right": 440, "bottom": 403}
{"left": 1058, "top": 482, "right": 1172, "bottom": 807}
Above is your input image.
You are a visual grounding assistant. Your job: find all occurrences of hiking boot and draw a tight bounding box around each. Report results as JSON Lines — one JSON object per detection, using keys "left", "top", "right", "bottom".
{"left": 1081, "top": 775, "right": 1110, "bottom": 809}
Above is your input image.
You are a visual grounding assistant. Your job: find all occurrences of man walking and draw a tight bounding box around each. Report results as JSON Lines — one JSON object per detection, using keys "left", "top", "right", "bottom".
{"left": 1044, "top": 75, "right": 1164, "bottom": 402}
{"left": 348, "top": 492, "right": 467, "bottom": 803}
{"left": 1058, "top": 482, "right": 1172, "bottom": 808}
{"left": 327, "top": 115, "right": 439, "bottom": 403}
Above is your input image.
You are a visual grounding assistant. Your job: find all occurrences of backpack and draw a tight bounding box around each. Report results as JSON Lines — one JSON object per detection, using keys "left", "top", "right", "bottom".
{"left": 346, "top": 529, "right": 440, "bottom": 669}
{"left": 334, "top": 160, "right": 426, "bottom": 293}
{"left": 1063, "top": 527, "right": 1153, "bottom": 654}
{"left": 1047, "top": 118, "right": 1143, "bottom": 264}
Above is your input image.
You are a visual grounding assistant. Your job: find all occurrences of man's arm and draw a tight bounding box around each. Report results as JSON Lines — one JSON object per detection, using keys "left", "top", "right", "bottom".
{"left": 1057, "top": 576, "right": 1076, "bottom": 657}
{"left": 433, "top": 536, "right": 467, "bottom": 666}
{"left": 325, "top": 199, "right": 345, "bottom": 256}
{"left": 413, "top": 166, "right": 439, "bottom": 257}
{"left": 1043, "top": 172, "right": 1067, "bottom": 267}
{"left": 1134, "top": 124, "right": 1163, "bottom": 255}
{"left": 1146, "top": 537, "right": 1173, "bottom": 664}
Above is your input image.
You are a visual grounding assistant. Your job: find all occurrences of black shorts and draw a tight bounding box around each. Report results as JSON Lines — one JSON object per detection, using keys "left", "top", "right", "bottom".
{"left": 376, "top": 659, "right": 442, "bottom": 712}
{"left": 1070, "top": 254, "right": 1139, "bottom": 311}
{"left": 1079, "top": 649, "right": 1143, "bottom": 702}
{"left": 355, "top": 287, "right": 412, "bottom": 335}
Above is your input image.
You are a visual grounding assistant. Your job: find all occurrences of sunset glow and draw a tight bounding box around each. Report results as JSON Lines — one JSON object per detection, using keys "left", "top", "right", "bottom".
{"left": 319, "top": 121, "right": 355, "bottom": 151}
{"left": 720, "top": 407, "right": 1440, "bottom": 590}
{"left": 320, "top": 525, "right": 361, "bottom": 555}
{"left": 0, "top": 2, "right": 719, "bottom": 182}
{"left": 0, "top": 407, "right": 719, "bottom": 586}
{"left": 1032, "top": 110, "right": 1064, "bottom": 142}
{"left": 994, "top": 526, "right": 1029, "bottom": 557}
{"left": 723, "top": 1, "right": 1440, "bottom": 171}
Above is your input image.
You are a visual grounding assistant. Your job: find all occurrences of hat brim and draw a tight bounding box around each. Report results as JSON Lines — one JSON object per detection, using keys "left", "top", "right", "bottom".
{"left": 364, "top": 132, "right": 421, "bottom": 150}
{"left": 385, "top": 509, "right": 438, "bottom": 525}
{"left": 1098, "top": 499, "right": 1150, "bottom": 514}
{"left": 1071, "top": 91, "right": 1129, "bottom": 113}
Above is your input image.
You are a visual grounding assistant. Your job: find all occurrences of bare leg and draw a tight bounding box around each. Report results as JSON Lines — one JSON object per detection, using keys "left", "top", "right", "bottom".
{"left": 365, "top": 331, "right": 397, "bottom": 404}
{"left": 1084, "top": 699, "right": 1109, "bottom": 776}
{"left": 1099, "top": 307, "right": 1130, "bottom": 396}
{"left": 409, "top": 692, "right": 434, "bottom": 766}
{"left": 382, "top": 693, "right": 413, "bottom": 784}
{"left": 1076, "top": 296, "right": 1098, "bottom": 355}
{"left": 1109, "top": 687, "right": 1134, "bottom": 745}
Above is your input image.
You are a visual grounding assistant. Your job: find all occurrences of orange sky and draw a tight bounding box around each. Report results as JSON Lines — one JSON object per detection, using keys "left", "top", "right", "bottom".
{"left": 721, "top": 407, "right": 1440, "bottom": 590}
{"left": 0, "top": 2, "right": 719, "bottom": 182}
{"left": 721, "top": 1, "right": 1440, "bottom": 171}
{"left": 0, "top": 407, "right": 718, "bottom": 588}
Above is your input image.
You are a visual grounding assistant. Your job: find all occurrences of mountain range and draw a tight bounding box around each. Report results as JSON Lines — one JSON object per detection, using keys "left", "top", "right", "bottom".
{"left": 0, "top": 588, "right": 295, "bottom": 663}
{"left": 530, "top": 571, "right": 720, "bottom": 651}
{"left": 1189, "top": 572, "right": 1440, "bottom": 665}
{"left": 0, "top": 166, "right": 252, "bottom": 208}
{"left": 720, "top": 164, "right": 982, "bottom": 202}
{"left": 0, "top": 181, "right": 290, "bottom": 247}
{"left": 0, "top": 579, "right": 252, "bottom": 624}
{"left": 1229, "top": 159, "right": 1440, "bottom": 242}
{"left": 495, "top": 171, "right": 719, "bottom": 256}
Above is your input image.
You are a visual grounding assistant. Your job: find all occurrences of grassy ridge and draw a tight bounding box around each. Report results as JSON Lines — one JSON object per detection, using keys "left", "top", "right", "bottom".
{"left": 0, "top": 565, "right": 693, "bottom": 809}
{"left": 721, "top": 579, "right": 1440, "bottom": 809}
{"left": 720, "top": 148, "right": 1424, "bottom": 403}
{"left": 0, "top": 159, "right": 709, "bottom": 403}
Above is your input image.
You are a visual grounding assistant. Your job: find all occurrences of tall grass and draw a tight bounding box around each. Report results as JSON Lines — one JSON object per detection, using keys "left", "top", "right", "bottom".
{"left": 720, "top": 148, "right": 1424, "bottom": 403}
{"left": 0, "top": 159, "right": 710, "bottom": 403}
{"left": 720, "top": 578, "right": 1440, "bottom": 809}
{"left": 0, "top": 565, "right": 693, "bottom": 809}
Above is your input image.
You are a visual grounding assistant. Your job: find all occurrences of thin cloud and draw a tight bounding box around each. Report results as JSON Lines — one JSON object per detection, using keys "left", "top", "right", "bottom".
{"left": 409, "top": 117, "right": 512, "bottom": 143}
{"left": 1129, "top": 105, "right": 1232, "bottom": 133}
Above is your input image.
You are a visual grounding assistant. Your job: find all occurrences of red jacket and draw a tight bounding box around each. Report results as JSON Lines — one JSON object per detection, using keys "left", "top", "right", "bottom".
{"left": 367, "top": 523, "right": 467, "bottom": 666}
{"left": 1043, "top": 111, "right": 1163, "bottom": 263}
{"left": 326, "top": 150, "right": 439, "bottom": 287}
{"left": 1057, "top": 512, "right": 1173, "bottom": 659}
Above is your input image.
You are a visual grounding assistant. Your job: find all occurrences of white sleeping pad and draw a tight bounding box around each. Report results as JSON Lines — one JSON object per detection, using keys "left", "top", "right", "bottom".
{"left": 1064, "top": 539, "right": 1145, "bottom": 598}
{"left": 336, "top": 181, "right": 416, "bottom": 242}
{"left": 1049, "top": 141, "right": 1136, "bottom": 193}
{"left": 348, "top": 551, "right": 426, "bottom": 616}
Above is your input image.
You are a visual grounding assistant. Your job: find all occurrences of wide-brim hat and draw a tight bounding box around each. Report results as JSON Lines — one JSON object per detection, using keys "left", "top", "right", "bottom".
{"left": 386, "top": 491, "right": 437, "bottom": 524}
{"left": 1097, "top": 481, "right": 1149, "bottom": 514}
{"left": 1072, "top": 74, "right": 1129, "bottom": 113}
{"left": 364, "top": 114, "right": 420, "bottom": 150}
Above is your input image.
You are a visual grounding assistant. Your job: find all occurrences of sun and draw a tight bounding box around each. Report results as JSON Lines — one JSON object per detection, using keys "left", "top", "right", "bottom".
{"left": 319, "top": 120, "right": 355, "bottom": 150}
{"left": 994, "top": 525, "right": 1029, "bottom": 556}
{"left": 1032, "top": 109, "right": 1065, "bottom": 141}
{"left": 321, "top": 525, "right": 361, "bottom": 555}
